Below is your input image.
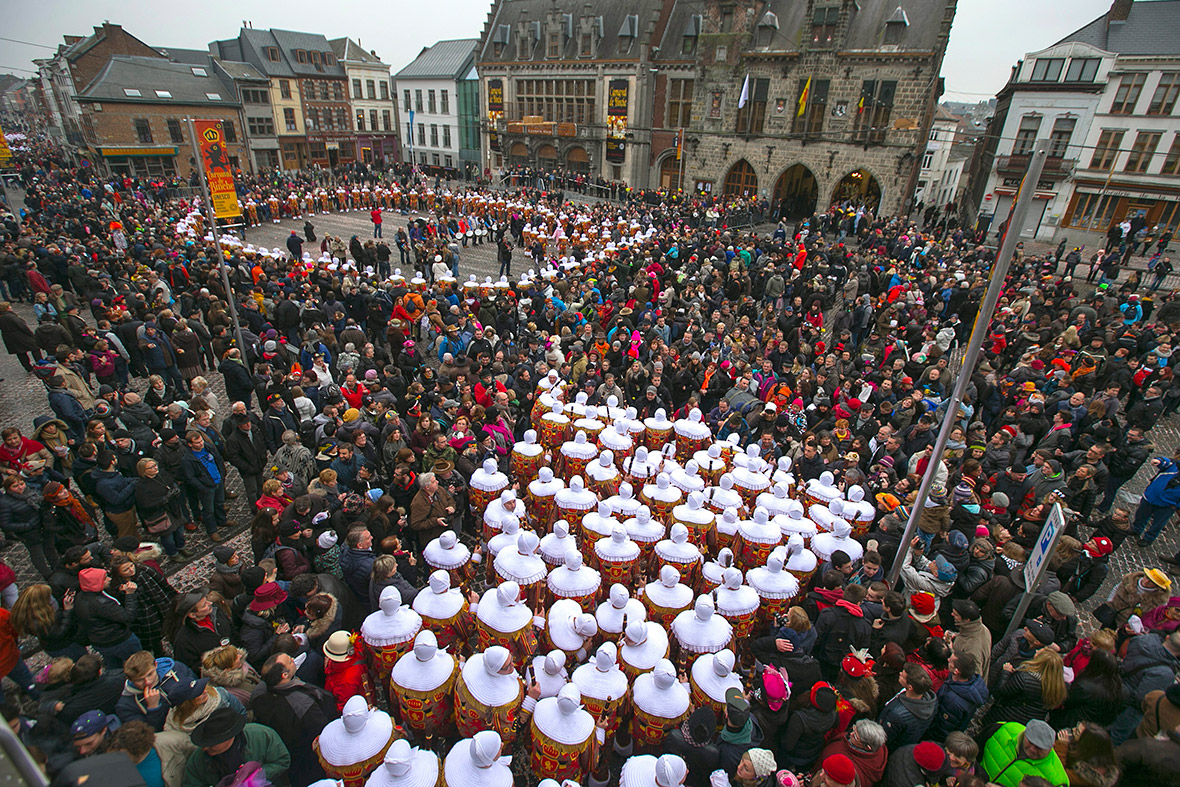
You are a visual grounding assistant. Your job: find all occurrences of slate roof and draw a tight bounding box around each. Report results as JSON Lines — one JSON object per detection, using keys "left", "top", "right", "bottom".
{"left": 395, "top": 39, "right": 479, "bottom": 79}
{"left": 211, "top": 28, "right": 345, "bottom": 79}
{"left": 751, "top": 0, "right": 950, "bottom": 53}
{"left": 478, "top": 0, "right": 667, "bottom": 63}
{"left": 329, "top": 38, "right": 387, "bottom": 66}
{"left": 1055, "top": 0, "right": 1180, "bottom": 56}
{"left": 76, "top": 55, "right": 239, "bottom": 105}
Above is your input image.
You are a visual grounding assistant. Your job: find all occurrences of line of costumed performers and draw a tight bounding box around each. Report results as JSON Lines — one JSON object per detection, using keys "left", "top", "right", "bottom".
{"left": 318, "top": 371, "right": 876, "bottom": 787}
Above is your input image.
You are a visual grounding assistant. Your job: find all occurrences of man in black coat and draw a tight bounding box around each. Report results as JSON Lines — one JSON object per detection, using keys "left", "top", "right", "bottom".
{"left": 813, "top": 585, "right": 872, "bottom": 682}
{"left": 285, "top": 231, "right": 303, "bottom": 260}
{"left": 179, "top": 431, "right": 228, "bottom": 541}
{"left": 170, "top": 591, "right": 232, "bottom": 674}
{"left": 223, "top": 413, "right": 269, "bottom": 506}
{"left": 251, "top": 652, "right": 339, "bottom": 786}
{"left": 218, "top": 348, "right": 255, "bottom": 410}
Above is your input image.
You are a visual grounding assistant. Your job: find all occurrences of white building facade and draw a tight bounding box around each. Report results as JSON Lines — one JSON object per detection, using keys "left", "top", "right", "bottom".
{"left": 393, "top": 40, "right": 478, "bottom": 175}
{"left": 331, "top": 38, "right": 399, "bottom": 165}
{"left": 917, "top": 108, "right": 963, "bottom": 210}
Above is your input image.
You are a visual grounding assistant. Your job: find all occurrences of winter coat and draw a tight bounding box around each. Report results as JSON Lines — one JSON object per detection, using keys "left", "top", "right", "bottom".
{"left": 878, "top": 689, "right": 938, "bottom": 749}
{"left": 1049, "top": 675, "right": 1124, "bottom": 728}
{"left": 224, "top": 425, "right": 269, "bottom": 475}
{"left": 0, "top": 487, "right": 48, "bottom": 542}
{"left": 182, "top": 722, "right": 289, "bottom": 787}
{"left": 179, "top": 442, "right": 226, "bottom": 491}
{"left": 114, "top": 657, "right": 196, "bottom": 730}
{"left": 323, "top": 652, "right": 370, "bottom": 713}
{"left": 249, "top": 679, "right": 338, "bottom": 786}
{"left": 56, "top": 669, "right": 125, "bottom": 726}
{"left": 981, "top": 722, "right": 1068, "bottom": 787}
{"left": 171, "top": 609, "right": 232, "bottom": 674}
{"left": 1143, "top": 457, "right": 1180, "bottom": 508}
{"left": 1121, "top": 633, "right": 1180, "bottom": 704}
{"left": 139, "top": 331, "right": 177, "bottom": 371}
{"left": 952, "top": 617, "right": 992, "bottom": 679}
{"left": 0, "top": 310, "right": 37, "bottom": 353}
{"left": 239, "top": 611, "right": 279, "bottom": 667}
{"left": 274, "top": 541, "right": 313, "bottom": 580}
{"left": 931, "top": 676, "right": 989, "bottom": 737}
{"left": 813, "top": 601, "right": 871, "bottom": 664}
{"left": 985, "top": 669, "right": 1050, "bottom": 725}
{"left": 93, "top": 467, "right": 138, "bottom": 514}
{"left": 780, "top": 704, "right": 838, "bottom": 769}
{"left": 200, "top": 649, "right": 261, "bottom": 707}
{"left": 219, "top": 357, "right": 255, "bottom": 403}
{"left": 76, "top": 589, "right": 139, "bottom": 647}
{"left": 340, "top": 547, "right": 376, "bottom": 602}
{"left": 1109, "top": 572, "right": 1172, "bottom": 626}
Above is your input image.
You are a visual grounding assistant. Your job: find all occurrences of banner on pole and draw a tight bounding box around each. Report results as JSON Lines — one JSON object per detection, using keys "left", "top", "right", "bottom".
{"left": 194, "top": 120, "right": 240, "bottom": 219}
{"left": 0, "top": 125, "right": 12, "bottom": 165}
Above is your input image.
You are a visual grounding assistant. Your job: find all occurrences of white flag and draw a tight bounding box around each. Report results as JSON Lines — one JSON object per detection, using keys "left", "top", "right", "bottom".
{"left": 738, "top": 74, "right": 750, "bottom": 109}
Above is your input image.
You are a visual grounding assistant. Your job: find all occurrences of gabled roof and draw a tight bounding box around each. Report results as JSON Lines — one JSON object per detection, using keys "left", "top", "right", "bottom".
{"left": 395, "top": 38, "right": 479, "bottom": 80}
{"left": 212, "top": 28, "right": 345, "bottom": 79}
{"left": 329, "top": 38, "right": 387, "bottom": 66}
{"left": 76, "top": 55, "right": 239, "bottom": 105}
{"left": 59, "top": 24, "right": 162, "bottom": 62}
{"left": 1055, "top": 0, "right": 1180, "bottom": 56}
{"left": 270, "top": 29, "right": 346, "bottom": 77}
{"left": 478, "top": 0, "right": 666, "bottom": 63}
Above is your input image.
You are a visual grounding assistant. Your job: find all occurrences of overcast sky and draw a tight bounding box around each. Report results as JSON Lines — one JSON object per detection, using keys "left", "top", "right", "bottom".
{"left": 0, "top": 0, "right": 1118, "bottom": 100}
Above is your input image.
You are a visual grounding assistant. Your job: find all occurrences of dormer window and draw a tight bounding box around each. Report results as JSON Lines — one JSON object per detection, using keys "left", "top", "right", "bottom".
{"left": 493, "top": 24, "right": 510, "bottom": 58}
{"left": 682, "top": 14, "right": 701, "bottom": 55}
{"left": 811, "top": 6, "right": 839, "bottom": 46}
{"left": 618, "top": 15, "right": 638, "bottom": 55}
{"left": 1031, "top": 58, "right": 1065, "bottom": 82}
{"left": 884, "top": 6, "right": 909, "bottom": 45}
{"left": 756, "top": 12, "right": 779, "bottom": 48}
{"left": 581, "top": 33, "right": 592, "bottom": 56}
{"left": 296, "top": 49, "right": 308, "bottom": 64}
{"left": 547, "top": 30, "right": 561, "bottom": 58}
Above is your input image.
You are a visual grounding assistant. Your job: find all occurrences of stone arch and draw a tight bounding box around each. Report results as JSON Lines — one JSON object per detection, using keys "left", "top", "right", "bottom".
{"left": 723, "top": 159, "right": 758, "bottom": 197}
{"left": 565, "top": 145, "right": 590, "bottom": 173}
{"left": 773, "top": 163, "right": 819, "bottom": 220}
{"left": 657, "top": 152, "right": 682, "bottom": 190}
{"left": 508, "top": 141, "right": 529, "bottom": 166}
{"left": 830, "top": 167, "right": 882, "bottom": 210}
{"left": 536, "top": 143, "right": 558, "bottom": 169}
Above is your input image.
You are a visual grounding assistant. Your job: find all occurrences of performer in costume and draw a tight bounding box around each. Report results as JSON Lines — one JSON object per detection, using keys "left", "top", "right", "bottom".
{"left": 364, "top": 738, "right": 440, "bottom": 787}
{"left": 452, "top": 647, "right": 523, "bottom": 745}
{"left": 629, "top": 659, "right": 689, "bottom": 753}
{"left": 442, "top": 730, "right": 513, "bottom": 787}
{"left": 670, "top": 595, "right": 733, "bottom": 671}
{"left": 390, "top": 630, "right": 458, "bottom": 741}
{"left": 688, "top": 650, "right": 742, "bottom": 730}
{"left": 639, "top": 565, "right": 693, "bottom": 629}
{"left": 468, "top": 458, "right": 508, "bottom": 516}
{"left": 546, "top": 548, "right": 602, "bottom": 612}
{"left": 619, "top": 753, "right": 689, "bottom": 787}
{"left": 361, "top": 587, "right": 423, "bottom": 699}
{"left": 594, "top": 524, "right": 641, "bottom": 587}
{"left": 510, "top": 430, "right": 545, "bottom": 484}
{"left": 411, "top": 570, "right": 474, "bottom": 654}
{"left": 527, "top": 468, "right": 565, "bottom": 533}
{"left": 314, "top": 695, "right": 399, "bottom": 787}
{"left": 474, "top": 580, "right": 538, "bottom": 667}
{"left": 521, "top": 683, "right": 606, "bottom": 785}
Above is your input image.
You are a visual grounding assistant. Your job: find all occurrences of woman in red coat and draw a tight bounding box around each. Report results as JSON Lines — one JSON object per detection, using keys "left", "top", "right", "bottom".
{"left": 322, "top": 630, "right": 375, "bottom": 712}
{"left": 0, "top": 607, "right": 36, "bottom": 697}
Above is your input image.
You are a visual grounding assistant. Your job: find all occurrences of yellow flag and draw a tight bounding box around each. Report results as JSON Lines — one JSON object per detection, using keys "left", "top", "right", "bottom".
{"left": 797, "top": 77, "right": 811, "bottom": 118}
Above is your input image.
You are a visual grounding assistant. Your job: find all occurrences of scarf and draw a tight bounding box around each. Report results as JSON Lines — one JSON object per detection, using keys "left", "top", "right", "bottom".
{"left": 720, "top": 717, "right": 753, "bottom": 746}
{"left": 46, "top": 487, "right": 96, "bottom": 529}
{"left": 215, "top": 559, "right": 241, "bottom": 576}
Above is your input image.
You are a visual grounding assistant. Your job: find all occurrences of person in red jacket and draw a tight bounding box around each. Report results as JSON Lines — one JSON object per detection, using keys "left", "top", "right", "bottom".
{"left": 322, "top": 630, "right": 374, "bottom": 711}
{"left": 0, "top": 606, "right": 37, "bottom": 697}
{"left": 371, "top": 207, "right": 383, "bottom": 238}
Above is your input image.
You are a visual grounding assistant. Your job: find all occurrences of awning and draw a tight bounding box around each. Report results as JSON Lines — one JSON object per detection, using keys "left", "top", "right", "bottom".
{"left": 97, "top": 146, "right": 178, "bottom": 157}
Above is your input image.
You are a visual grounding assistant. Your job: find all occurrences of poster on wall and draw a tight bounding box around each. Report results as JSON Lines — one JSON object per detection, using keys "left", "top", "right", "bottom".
{"left": 606, "top": 137, "right": 625, "bottom": 163}
{"left": 489, "top": 130, "right": 500, "bottom": 152}
{"left": 487, "top": 79, "right": 504, "bottom": 114}
{"left": 608, "top": 79, "right": 629, "bottom": 138}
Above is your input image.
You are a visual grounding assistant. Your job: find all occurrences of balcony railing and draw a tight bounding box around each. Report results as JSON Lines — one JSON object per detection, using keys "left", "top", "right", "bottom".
{"left": 997, "top": 154, "right": 1076, "bottom": 179}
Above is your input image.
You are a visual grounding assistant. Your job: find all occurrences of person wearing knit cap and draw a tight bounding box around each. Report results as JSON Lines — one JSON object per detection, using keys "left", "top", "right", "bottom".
{"left": 780, "top": 684, "right": 839, "bottom": 770}
{"left": 1059, "top": 535, "right": 1112, "bottom": 602}
{"left": 814, "top": 753, "right": 857, "bottom": 787}
{"left": 209, "top": 545, "right": 244, "bottom": 600}
{"left": 883, "top": 740, "right": 949, "bottom": 787}
{"left": 733, "top": 748, "right": 778, "bottom": 785}
{"left": 663, "top": 706, "right": 720, "bottom": 785}
{"left": 75, "top": 565, "right": 141, "bottom": 668}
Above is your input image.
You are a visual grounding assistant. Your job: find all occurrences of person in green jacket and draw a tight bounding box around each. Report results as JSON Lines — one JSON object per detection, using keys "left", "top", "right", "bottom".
{"left": 981, "top": 719, "right": 1068, "bottom": 787}
{"left": 183, "top": 706, "right": 290, "bottom": 787}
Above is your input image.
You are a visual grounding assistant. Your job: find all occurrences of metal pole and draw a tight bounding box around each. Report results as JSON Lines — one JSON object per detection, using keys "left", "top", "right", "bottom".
{"left": 887, "top": 139, "right": 1050, "bottom": 586}
{"left": 678, "top": 128, "right": 686, "bottom": 193}
{"left": 1003, "top": 502, "right": 1067, "bottom": 640}
{"left": 186, "top": 118, "right": 248, "bottom": 362}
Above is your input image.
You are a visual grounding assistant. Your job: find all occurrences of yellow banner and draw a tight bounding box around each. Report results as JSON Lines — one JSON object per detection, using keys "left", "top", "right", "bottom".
{"left": 194, "top": 119, "right": 241, "bottom": 219}
{"left": 0, "top": 125, "right": 12, "bottom": 164}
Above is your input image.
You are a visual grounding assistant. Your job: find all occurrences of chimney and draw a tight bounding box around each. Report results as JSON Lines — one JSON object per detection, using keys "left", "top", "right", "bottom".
{"left": 1108, "top": 0, "right": 1133, "bottom": 22}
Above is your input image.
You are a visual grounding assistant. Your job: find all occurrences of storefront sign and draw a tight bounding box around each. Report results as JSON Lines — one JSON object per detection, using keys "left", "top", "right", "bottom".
{"left": 98, "top": 146, "right": 179, "bottom": 157}
{"left": 194, "top": 119, "right": 241, "bottom": 219}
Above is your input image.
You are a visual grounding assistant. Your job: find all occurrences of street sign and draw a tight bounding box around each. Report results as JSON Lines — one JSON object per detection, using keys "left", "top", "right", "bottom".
{"left": 1025, "top": 501, "right": 1065, "bottom": 590}
{"left": 193, "top": 119, "right": 241, "bottom": 219}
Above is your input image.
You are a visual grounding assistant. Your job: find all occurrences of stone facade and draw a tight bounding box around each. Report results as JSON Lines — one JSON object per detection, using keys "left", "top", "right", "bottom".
{"left": 677, "top": 0, "right": 956, "bottom": 217}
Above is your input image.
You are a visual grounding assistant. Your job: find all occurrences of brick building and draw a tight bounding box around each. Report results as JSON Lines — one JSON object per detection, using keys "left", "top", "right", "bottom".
{"left": 34, "top": 22, "right": 164, "bottom": 148}
{"left": 211, "top": 27, "right": 353, "bottom": 169}
{"left": 330, "top": 38, "right": 400, "bottom": 166}
{"left": 685, "top": 0, "right": 957, "bottom": 217}
{"left": 75, "top": 56, "right": 248, "bottom": 179}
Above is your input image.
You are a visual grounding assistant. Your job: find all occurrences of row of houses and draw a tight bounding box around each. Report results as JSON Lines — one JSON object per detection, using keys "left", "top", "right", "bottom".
{"left": 966, "top": 0, "right": 1180, "bottom": 248}
{"left": 21, "top": 0, "right": 971, "bottom": 218}
{"left": 28, "top": 22, "right": 406, "bottom": 178}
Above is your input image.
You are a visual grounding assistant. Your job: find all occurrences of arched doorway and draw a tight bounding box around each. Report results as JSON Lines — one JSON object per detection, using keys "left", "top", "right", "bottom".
{"left": 509, "top": 142, "right": 528, "bottom": 167}
{"left": 723, "top": 159, "right": 758, "bottom": 196}
{"left": 831, "top": 169, "right": 882, "bottom": 209}
{"left": 659, "top": 155, "right": 681, "bottom": 190}
{"left": 566, "top": 146, "right": 589, "bottom": 174}
{"left": 773, "top": 164, "right": 818, "bottom": 219}
{"left": 536, "top": 144, "right": 558, "bottom": 169}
